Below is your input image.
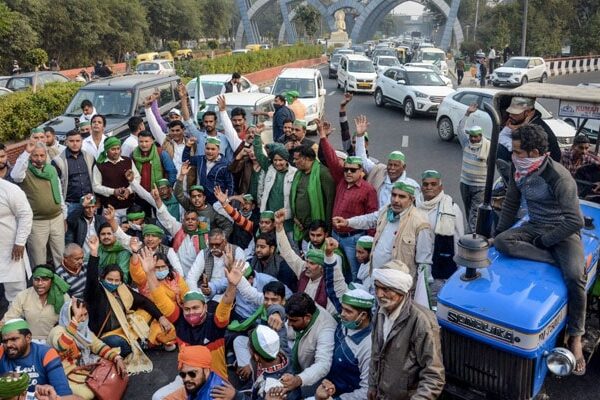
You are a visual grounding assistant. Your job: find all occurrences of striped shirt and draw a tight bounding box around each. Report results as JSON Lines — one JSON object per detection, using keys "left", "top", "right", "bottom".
{"left": 56, "top": 263, "right": 88, "bottom": 299}
{"left": 458, "top": 116, "right": 489, "bottom": 187}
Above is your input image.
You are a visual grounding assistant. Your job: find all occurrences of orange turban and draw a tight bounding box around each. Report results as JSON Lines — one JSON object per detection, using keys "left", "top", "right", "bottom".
{"left": 178, "top": 345, "right": 212, "bottom": 370}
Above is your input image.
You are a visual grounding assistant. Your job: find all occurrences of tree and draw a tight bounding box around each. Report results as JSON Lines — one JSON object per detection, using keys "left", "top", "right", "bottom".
{"left": 167, "top": 40, "right": 181, "bottom": 57}
{"left": 0, "top": 3, "right": 38, "bottom": 73}
{"left": 293, "top": 4, "right": 321, "bottom": 41}
{"left": 25, "top": 48, "right": 48, "bottom": 93}
{"left": 199, "top": 0, "right": 235, "bottom": 40}
{"left": 100, "top": 0, "right": 149, "bottom": 62}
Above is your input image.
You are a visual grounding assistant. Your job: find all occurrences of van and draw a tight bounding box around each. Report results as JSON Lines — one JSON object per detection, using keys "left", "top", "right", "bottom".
{"left": 336, "top": 54, "right": 377, "bottom": 93}
{"left": 416, "top": 47, "right": 448, "bottom": 76}
{"left": 270, "top": 68, "right": 326, "bottom": 133}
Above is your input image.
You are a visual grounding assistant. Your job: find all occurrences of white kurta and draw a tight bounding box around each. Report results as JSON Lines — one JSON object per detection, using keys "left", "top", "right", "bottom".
{"left": 81, "top": 134, "right": 106, "bottom": 159}
{"left": 0, "top": 179, "right": 33, "bottom": 282}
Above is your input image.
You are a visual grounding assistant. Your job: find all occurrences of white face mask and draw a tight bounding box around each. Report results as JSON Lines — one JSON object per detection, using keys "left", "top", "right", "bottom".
{"left": 512, "top": 153, "right": 546, "bottom": 180}
{"left": 128, "top": 223, "right": 142, "bottom": 231}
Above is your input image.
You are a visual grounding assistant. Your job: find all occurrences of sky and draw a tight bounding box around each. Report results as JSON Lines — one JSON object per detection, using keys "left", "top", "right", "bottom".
{"left": 392, "top": 1, "right": 425, "bottom": 16}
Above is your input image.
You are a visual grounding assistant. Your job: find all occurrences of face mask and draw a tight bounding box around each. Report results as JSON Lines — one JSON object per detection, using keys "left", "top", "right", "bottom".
{"left": 512, "top": 153, "right": 546, "bottom": 180}
{"left": 155, "top": 269, "right": 169, "bottom": 280}
{"left": 101, "top": 280, "right": 120, "bottom": 292}
{"left": 78, "top": 320, "right": 88, "bottom": 330}
{"left": 273, "top": 103, "right": 282, "bottom": 110}
{"left": 184, "top": 312, "right": 206, "bottom": 326}
{"left": 129, "top": 223, "right": 142, "bottom": 231}
{"left": 341, "top": 313, "right": 364, "bottom": 330}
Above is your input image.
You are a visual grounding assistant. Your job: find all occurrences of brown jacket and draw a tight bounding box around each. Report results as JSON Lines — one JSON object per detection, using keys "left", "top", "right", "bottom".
{"left": 369, "top": 297, "right": 445, "bottom": 399}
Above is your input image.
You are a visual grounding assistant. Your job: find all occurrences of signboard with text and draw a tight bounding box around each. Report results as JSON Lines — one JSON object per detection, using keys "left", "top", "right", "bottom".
{"left": 558, "top": 100, "right": 600, "bottom": 120}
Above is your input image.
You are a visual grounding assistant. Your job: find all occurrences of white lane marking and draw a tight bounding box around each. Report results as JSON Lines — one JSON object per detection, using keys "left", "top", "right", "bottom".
{"left": 328, "top": 91, "right": 336, "bottom": 96}
{"left": 402, "top": 135, "right": 409, "bottom": 147}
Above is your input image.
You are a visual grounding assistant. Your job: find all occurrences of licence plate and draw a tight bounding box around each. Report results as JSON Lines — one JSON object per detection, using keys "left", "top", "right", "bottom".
{"left": 358, "top": 83, "right": 371, "bottom": 88}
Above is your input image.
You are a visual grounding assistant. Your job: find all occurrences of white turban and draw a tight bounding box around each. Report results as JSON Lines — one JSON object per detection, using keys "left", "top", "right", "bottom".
{"left": 373, "top": 259, "right": 413, "bottom": 294}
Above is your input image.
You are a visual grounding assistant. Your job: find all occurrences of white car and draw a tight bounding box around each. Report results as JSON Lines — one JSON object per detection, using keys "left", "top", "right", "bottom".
{"left": 203, "top": 92, "right": 275, "bottom": 143}
{"left": 562, "top": 83, "right": 600, "bottom": 142}
{"left": 337, "top": 54, "right": 377, "bottom": 94}
{"left": 373, "top": 56, "right": 401, "bottom": 75}
{"left": 435, "top": 88, "right": 576, "bottom": 148}
{"left": 186, "top": 74, "right": 259, "bottom": 101}
{"left": 270, "top": 68, "right": 326, "bottom": 132}
{"left": 135, "top": 61, "right": 176, "bottom": 76}
{"left": 415, "top": 47, "right": 449, "bottom": 76}
{"left": 0, "top": 87, "right": 13, "bottom": 97}
{"left": 374, "top": 66, "right": 455, "bottom": 118}
{"left": 404, "top": 62, "right": 453, "bottom": 88}
{"left": 490, "top": 56, "right": 548, "bottom": 87}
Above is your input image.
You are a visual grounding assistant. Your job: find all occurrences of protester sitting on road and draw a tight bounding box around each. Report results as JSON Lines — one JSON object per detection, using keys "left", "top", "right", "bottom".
{"left": 47, "top": 298, "right": 127, "bottom": 399}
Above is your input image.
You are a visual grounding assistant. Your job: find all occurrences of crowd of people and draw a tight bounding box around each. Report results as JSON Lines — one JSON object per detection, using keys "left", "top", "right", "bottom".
{"left": 0, "top": 73, "right": 593, "bottom": 399}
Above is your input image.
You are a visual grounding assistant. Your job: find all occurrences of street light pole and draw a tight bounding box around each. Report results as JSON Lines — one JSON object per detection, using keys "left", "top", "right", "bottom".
{"left": 521, "top": 0, "right": 528, "bottom": 56}
{"left": 473, "top": 0, "right": 480, "bottom": 41}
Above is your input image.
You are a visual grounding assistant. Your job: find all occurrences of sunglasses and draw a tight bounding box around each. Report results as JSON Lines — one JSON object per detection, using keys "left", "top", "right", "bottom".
{"left": 179, "top": 370, "right": 198, "bottom": 379}
{"left": 344, "top": 167, "right": 360, "bottom": 173}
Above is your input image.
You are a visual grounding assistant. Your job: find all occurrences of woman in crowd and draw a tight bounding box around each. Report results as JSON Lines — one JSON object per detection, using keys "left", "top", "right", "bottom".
{"left": 2, "top": 264, "right": 70, "bottom": 341}
{"left": 47, "top": 298, "right": 127, "bottom": 399}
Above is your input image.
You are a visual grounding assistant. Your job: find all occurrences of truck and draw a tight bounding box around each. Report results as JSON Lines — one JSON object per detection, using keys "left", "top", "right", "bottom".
{"left": 437, "top": 83, "right": 600, "bottom": 400}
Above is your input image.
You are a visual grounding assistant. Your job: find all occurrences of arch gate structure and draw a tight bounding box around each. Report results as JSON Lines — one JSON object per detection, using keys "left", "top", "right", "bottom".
{"left": 235, "top": 0, "right": 463, "bottom": 51}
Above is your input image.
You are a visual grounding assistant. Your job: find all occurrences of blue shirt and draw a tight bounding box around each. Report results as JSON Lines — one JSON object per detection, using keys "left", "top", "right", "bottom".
{"left": 0, "top": 342, "right": 72, "bottom": 396}
{"left": 183, "top": 120, "right": 234, "bottom": 163}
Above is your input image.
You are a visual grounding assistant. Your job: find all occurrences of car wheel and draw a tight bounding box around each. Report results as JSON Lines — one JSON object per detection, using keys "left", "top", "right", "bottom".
{"left": 540, "top": 73, "right": 548, "bottom": 83}
{"left": 492, "top": 82, "right": 500, "bottom": 87}
{"left": 437, "top": 117, "right": 455, "bottom": 141}
{"left": 374, "top": 88, "right": 385, "bottom": 107}
{"left": 521, "top": 76, "right": 528, "bottom": 85}
{"left": 404, "top": 98, "right": 415, "bottom": 118}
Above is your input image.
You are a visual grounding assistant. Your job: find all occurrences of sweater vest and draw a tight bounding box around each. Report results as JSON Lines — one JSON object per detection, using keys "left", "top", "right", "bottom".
{"left": 20, "top": 170, "right": 62, "bottom": 220}
{"left": 95, "top": 157, "right": 134, "bottom": 209}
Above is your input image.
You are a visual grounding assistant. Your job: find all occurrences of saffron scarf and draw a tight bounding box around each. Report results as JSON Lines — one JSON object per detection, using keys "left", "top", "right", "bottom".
{"left": 290, "top": 160, "right": 325, "bottom": 241}
{"left": 28, "top": 162, "right": 61, "bottom": 204}
{"left": 132, "top": 144, "right": 163, "bottom": 189}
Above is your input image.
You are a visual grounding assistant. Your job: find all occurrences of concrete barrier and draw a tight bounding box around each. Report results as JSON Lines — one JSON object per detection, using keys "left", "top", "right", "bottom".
{"left": 545, "top": 55, "right": 600, "bottom": 77}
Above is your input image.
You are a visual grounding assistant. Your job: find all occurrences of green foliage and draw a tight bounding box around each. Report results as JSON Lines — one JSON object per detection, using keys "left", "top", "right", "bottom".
{"left": 176, "top": 45, "right": 323, "bottom": 77}
{"left": 0, "top": 82, "right": 82, "bottom": 142}
{"left": 25, "top": 48, "right": 48, "bottom": 69}
{"left": 292, "top": 4, "right": 321, "bottom": 40}
{"left": 199, "top": 0, "right": 235, "bottom": 40}
{"left": 0, "top": 3, "right": 38, "bottom": 68}
{"left": 167, "top": 41, "right": 181, "bottom": 57}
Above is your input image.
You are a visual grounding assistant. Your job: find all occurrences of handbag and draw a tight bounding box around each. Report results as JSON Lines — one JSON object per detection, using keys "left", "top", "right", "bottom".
{"left": 86, "top": 358, "right": 129, "bottom": 400}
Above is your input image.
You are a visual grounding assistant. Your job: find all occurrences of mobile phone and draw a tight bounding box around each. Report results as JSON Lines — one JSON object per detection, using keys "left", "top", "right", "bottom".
{"left": 244, "top": 142, "right": 252, "bottom": 148}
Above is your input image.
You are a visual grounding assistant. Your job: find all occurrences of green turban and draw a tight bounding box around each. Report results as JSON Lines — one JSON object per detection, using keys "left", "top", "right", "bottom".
{"left": 0, "top": 372, "right": 30, "bottom": 398}
{"left": 243, "top": 194, "right": 255, "bottom": 203}
{"left": 188, "top": 185, "right": 205, "bottom": 194}
{"left": 392, "top": 181, "right": 416, "bottom": 196}
{"left": 466, "top": 125, "right": 483, "bottom": 136}
{"left": 79, "top": 121, "right": 90, "bottom": 127}
{"left": 31, "top": 267, "right": 70, "bottom": 314}
{"left": 80, "top": 195, "right": 96, "bottom": 205}
{"left": 142, "top": 224, "right": 165, "bottom": 238}
{"left": 305, "top": 249, "right": 325, "bottom": 266}
{"left": 97, "top": 137, "right": 122, "bottom": 163}
{"left": 31, "top": 127, "right": 44, "bottom": 134}
{"left": 156, "top": 178, "right": 171, "bottom": 188}
{"left": 388, "top": 151, "right": 406, "bottom": 162}
{"left": 293, "top": 119, "right": 307, "bottom": 129}
{"left": 206, "top": 137, "right": 221, "bottom": 146}
{"left": 1, "top": 318, "right": 30, "bottom": 335}
{"left": 356, "top": 235, "right": 373, "bottom": 250}
{"left": 342, "top": 288, "right": 375, "bottom": 309}
{"left": 127, "top": 211, "right": 146, "bottom": 221}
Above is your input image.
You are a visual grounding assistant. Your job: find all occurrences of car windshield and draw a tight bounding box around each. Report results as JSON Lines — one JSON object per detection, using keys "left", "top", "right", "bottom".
{"left": 187, "top": 80, "right": 228, "bottom": 99}
{"left": 7, "top": 77, "right": 32, "bottom": 90}
{"left": 331, "top": 54, "right": 342, "bottom": 64}
{"left": 379, "top": 58, "right": 400, "bottom": 67}
{"left": 204, "top": 104, "right": 262, "bottom": 130}
{"left": 375, "top": 50, "right": 395, "bottom": 57}
{"left": 349, "top": 61, "right": 375, "bottom": 73}
{"left": 0, "top": 77, "right": 9, "bottom": 87}
{"left": 503, "top": 58, "right": 530, "bottom": 68}
{"left": 421, "top": 52, "right": 444, "bottom": 62}
{"left": 406, "top": 71, "right": 445, "bottom": 86}
{"left": 409, "top": 64, "right": 441, "bottom": 74}
{"left": 273, "top": 78, "right": 317, "bottom": 98}
{"left": 65, "top": 89, "right": 133, "bottom": 117}
{"left": 137, "top": 63, "right": 159, "bottom": 72}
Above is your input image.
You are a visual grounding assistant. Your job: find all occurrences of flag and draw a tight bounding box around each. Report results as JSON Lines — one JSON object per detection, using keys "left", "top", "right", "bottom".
{"left": 192, "top": 75, "right": 206, "bottom": 125}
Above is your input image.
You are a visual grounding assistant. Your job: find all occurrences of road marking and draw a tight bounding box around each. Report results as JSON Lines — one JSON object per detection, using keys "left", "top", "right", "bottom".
{"left": 402, "top": 135, "right": 409, "bottom": 147}
{"left": 404, "top": 115, "right": 410, "bottom": 122}
{"left": 328, "top": 91, "right": 336, "bottom": 96}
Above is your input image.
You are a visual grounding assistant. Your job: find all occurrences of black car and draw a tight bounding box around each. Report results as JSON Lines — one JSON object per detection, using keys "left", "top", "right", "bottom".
{"left": 37, "top": 74, "right": 182, "bottom": 141}
{"left": 5, "top": 71, "right": 70, "bottom": 91}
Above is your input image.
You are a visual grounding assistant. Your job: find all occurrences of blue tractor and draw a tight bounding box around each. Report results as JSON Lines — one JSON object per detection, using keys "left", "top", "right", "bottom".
{"left": 437, "top": 83, "right": 600, "bottom": 399}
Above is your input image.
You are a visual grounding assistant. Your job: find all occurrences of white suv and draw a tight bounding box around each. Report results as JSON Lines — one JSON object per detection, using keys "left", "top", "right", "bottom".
{"left": 270, "top": 68, "right": 326, "bottom": 132}
{"left": 337, "top": 54, "right": 377, "bottom": 94}
{"left": 490, "top": 56, "right": 548, "bottom": 87}
{"left": 374, "top": 66, "right": 455, "bottom": 118}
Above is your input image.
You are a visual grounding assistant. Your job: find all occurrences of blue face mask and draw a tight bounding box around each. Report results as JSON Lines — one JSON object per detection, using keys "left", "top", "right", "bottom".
{"left": 101, "top": 280, "right": 120, "bottom": 292}
{"left": 155, "top": 269, "right": 169, "bottom": 280}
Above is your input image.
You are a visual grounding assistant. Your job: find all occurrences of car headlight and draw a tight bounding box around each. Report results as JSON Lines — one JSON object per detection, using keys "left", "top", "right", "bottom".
{"left": 306, "top": 104, "right": 317, "bottom": 114}
{"left": 414, "top": 91, "right": 428, "bottom": 99}
{"left": 348, "top": 76, "right": 356, "bottom": 82}
{"left": 545, "top": 347, "right": 575, "bottom": 376}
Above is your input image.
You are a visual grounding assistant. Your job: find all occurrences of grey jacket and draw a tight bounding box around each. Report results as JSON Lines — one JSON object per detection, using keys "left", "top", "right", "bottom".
{"left": 369, "top": 297, "right": 445, "bottom": 400}
{"left": 52, "top": 149, "right": 95, "bottom": 198}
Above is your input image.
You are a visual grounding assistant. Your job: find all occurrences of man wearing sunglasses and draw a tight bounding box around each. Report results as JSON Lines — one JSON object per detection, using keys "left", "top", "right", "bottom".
{"left": 319, "top": 120, "right": 378, "bottom": 282}
{"left": 176, "top": 345, "right": 235, "bottom": 400}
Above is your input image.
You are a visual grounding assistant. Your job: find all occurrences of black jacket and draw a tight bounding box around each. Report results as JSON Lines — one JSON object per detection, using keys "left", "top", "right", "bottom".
{"left": 65, "top": 209, "right": 107, "bottom": 247}
{"left": 529, "top": 110, "right": 562, "bottom": 162}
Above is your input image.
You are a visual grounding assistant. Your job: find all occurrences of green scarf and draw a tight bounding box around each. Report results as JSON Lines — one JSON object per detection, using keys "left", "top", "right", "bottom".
{"left": 291, "top": 308, "right": 320, "bottom": 373}
{"left": 28, "top": 162, "right": 61, "bottom": 204}
{"left": 132, "top": 144, "right": 163, "bottom": 188}
{"left": 99, "top": 242, "right": 131, "bottom": 282}
{"left": 290, "top": 160, "right": 325, "bottom": 241}
{"left": 227, "top": 304, "right": 268, "bottom": 332}
{"left": 185, "top": 224, "right": 209, "bottom": 250}
{"left": 32, "top": 267, "right": 70, "bottom": 314}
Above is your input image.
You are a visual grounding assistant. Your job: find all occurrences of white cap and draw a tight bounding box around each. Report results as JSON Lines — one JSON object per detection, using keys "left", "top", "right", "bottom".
{"left": 251, "top": 325, "right": 280, "bottom": 360}
{"left": 335, "top": 150, "right": 348, "bottom": 160}
{"left": 169, "top": 108, "right": 181, "bottom": 116}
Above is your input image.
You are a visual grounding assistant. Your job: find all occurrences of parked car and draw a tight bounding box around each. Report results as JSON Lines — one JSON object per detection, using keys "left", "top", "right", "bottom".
{"left": 562, "top": 83, "right": 600, "bottom": 142}
{"left": 37, "top": 74, "right": 181, "bottom": 142}
{"left": 435, "top": 88, "right": 576, "bottom": 148}
{"left": 374, "top": 66, "right": 455, "bottom": 117}
{"left": 5, "top": 72, "right": 70, "bottom": 91}
{"left": 0, "top": 87, "right": 13, "bottom": 97}
{"left": 186, "top": 74, "right": 259, "bottom": 101}
{"left": 203, "top": 92, "right": 275, "bottom": 143}
{"left": 404, "top": 62, "right": 453, "bottom": 87}
{"left": 328, "top": 53, "right": 343, "bottom": 79}
{"left": 373, "top": 56, "right": 401, "bottom": 75}
{"left": 337, "top": 54, "right": 377, "bottom": 94}
{"left": 135, "top": 60, "right": 176, "bottom": 76}
{"left": 270, "top": 68, "right": 326, "bottom": 132}
{"left": 0, "top": 76, "right": 10, "bottom": 87}
{"left": 490, "top": 56, "right": 548, "bottom": 87}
